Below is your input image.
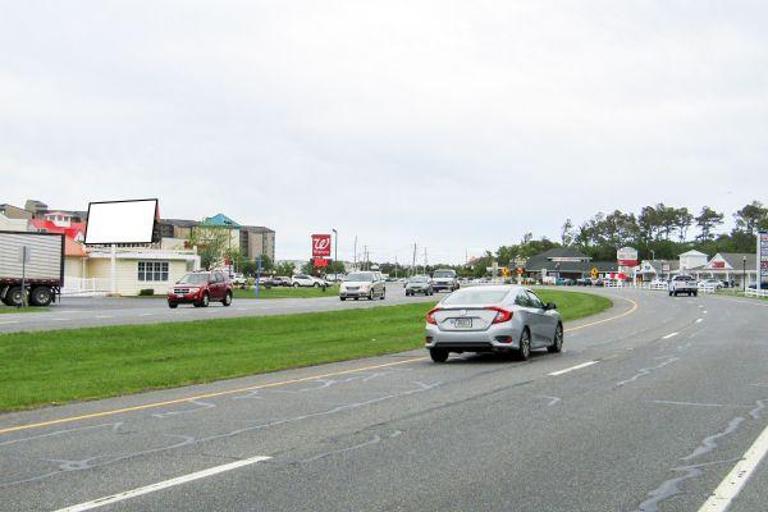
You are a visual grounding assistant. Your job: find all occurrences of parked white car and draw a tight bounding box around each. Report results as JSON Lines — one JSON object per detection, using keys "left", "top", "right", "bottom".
{"left": 229, "top": 273, "right": 247, "bottom": 289}
{"left": 291, "top": 274, "right": 328, "bottom": 288}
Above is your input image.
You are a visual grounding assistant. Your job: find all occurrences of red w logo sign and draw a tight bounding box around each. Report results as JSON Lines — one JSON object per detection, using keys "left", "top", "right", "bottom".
{"left": 311, "top": 234, "right": 332, "bottom": 257}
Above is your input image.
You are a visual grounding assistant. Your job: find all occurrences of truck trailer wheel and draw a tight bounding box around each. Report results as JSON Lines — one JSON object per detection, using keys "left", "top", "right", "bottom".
{"left": 29, "top": 286, "right": 53, "bottom": 307}
{"left": 3, "top": 286, "right": 23, "bottom": 307}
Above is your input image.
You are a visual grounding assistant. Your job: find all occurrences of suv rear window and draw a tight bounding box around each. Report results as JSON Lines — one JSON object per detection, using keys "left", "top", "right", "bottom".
{"left": 433, "top": 270, "right": 456, "bottom": 278}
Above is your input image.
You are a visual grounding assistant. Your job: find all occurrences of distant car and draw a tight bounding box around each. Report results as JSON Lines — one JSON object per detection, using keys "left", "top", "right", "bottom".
{"left": 555, "top": 277, "right": 575, "bottom": 286}
{"left": 698, "top": 278, "right": 723, "bottom": 290}
{"left": 339, "top": 271, "right": 386, "bottom": 301}
{"left": 405, "top": 275, "right": 434, "bottom": 296}
{"left": 229, "top": 273, "right": 248, "bottom": 289}
{"left": 272, "top": 276, "right": 291, "bottom": 286}
{"left": 669, "top": 275, "right": 698, "bottom": 297}
{"left": 650, "top": 278, "right": 668, "bottom": 287}
{"left": 425, "top": 285, "right": 563, "bottom": 363}
{"left": 575, "top": 278, "right": 591, "bottom": 286}
{"left": 748, "top": 282, "right": 768, "bottom": 290}
{"left": 168, "top": 270, "right": 233, "bottom": 308}
{"left": 291, "top": 274, "right": 327, "bottom": 288}
{"left": 432, "top": 269, "right": 460, "bottom": 292}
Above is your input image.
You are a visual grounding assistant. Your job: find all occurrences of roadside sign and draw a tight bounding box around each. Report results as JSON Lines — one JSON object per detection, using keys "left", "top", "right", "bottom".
{"left": 591, "top": 267, "right": 598, "bottom": 278}
{"left": 759, "top": 231, "right": 768, "bottom": 291}
{"left": 617, "top": 247, "right": 638, "bottom": 266}
{"left": 313, "top": 257, "right": 329, "bottom": 268}
{"left": 516, "top": 267, "right": 523, "bottom": 276}
{"left": 311, "top": 234, "right": 332, "bottom": 258}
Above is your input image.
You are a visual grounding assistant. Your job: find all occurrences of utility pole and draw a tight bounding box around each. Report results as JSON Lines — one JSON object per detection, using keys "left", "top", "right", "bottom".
{"left": 424, "top": 247, "right": 428, "bottom": 275}
{"left": 353, "top": 236, "right": 358, "bottom": 271}
{"left": 363, "top": 245, "right": 368, "bottom": 270}
{"left": 332, "top": 228, "right": 338, "bottom": 278}
{"left": 412, "top": 243, "right": 417, "bottom": 277}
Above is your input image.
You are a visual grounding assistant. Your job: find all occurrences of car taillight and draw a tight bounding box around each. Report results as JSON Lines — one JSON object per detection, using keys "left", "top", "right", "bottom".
{"left": 426, "top": 308, "right": 440, "bottom": 325}
{"left": 488, "top": 307, "right": 513, "bottom": 324}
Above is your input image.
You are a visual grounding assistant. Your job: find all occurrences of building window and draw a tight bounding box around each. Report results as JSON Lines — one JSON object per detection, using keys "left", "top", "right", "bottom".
{"left": 138, "top": 261, "right": 169, "bottom": 281}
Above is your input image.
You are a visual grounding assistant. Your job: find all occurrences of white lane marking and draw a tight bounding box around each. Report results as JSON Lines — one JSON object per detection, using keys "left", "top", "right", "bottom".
{"left": 662, "top": 332, "right": 679, "bottom": 340}
{"left": 54, "top": 455, "right": 272, "bottom": 512}
{"left": 548, "top": 361, "right": 599, "bottom": 376}
{"left": 94, "top": 315, "right": 113, "bottom": 319}
{"left": 696, "top": 422, "right": 768, "bottom": 512}
{"left": 139, "top": 313, "right": 155, "bottom": 317}
{"left": 48, "top": 318, "right": 70, "bottom": 322}
{"left": 0, "top": 320, "right": 20, "bottom": 325}
{"left": 696, "top": 318, "right": 703, "bottom": 323}
{"left": 703, "top": 310, "right": 708, "bottom": 314}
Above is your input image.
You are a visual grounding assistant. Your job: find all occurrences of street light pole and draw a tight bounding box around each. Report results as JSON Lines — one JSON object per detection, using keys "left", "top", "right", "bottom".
{"left": 332, "top": 228, "right": 338, "bottom": 278}
{"left": 743, "top": 256, "right": 747, "bottom": 293}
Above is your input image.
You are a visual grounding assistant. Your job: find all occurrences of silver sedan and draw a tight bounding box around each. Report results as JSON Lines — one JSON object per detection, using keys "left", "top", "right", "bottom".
{"left": 424, "top": 285, "right": 563, "bottom": 362}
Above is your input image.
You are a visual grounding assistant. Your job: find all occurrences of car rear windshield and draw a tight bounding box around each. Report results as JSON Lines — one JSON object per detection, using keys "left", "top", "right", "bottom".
{"left": 177, "top": 273, "right": 209, "bottom": 284}
{"left": 441, "top": 289, "right": 509, "bottom": 305}
{"left": 410, "top": 276, "right": 428, "bottom": 282}
{"left": 433, "top": 271, "right": 455, "bottom": 278}
{"left": 345, "top": 273, "right": 373, "bottom": 282}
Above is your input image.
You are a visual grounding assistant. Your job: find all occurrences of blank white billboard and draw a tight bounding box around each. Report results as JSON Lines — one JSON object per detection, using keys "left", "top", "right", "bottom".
{"left": 84, "top": 199, "right": 158, "bottom": 245}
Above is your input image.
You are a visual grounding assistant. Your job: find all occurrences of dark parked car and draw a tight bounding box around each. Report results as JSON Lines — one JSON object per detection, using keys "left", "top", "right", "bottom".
{"left": 168, "top": 270, "right": 233, "bottom": 308}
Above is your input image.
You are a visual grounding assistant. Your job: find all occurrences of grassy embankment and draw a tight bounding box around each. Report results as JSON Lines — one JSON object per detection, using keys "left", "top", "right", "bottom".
{"left": 0, "top": 290, "right": 611, "bottom": 411}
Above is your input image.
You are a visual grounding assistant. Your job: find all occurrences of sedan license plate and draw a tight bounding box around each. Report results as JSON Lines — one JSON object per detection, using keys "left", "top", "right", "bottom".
{"left": 454, "top": 318, "right": 472, "bottom": 329}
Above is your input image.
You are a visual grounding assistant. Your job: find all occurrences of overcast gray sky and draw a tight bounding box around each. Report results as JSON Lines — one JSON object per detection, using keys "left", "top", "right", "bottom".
{"left": 2, "top": 1, "right": 767, "bottom": 263}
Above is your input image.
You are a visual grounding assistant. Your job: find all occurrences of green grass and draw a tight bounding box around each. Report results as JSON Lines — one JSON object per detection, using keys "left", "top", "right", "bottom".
{"left": 233, "top": 285, "right": 340, "bottom": 299}
{"left": 0, "top": 290, "right": 611, "bottom": 412}
{"left": 0, "top": 306, "right": 49, "bottom": 314}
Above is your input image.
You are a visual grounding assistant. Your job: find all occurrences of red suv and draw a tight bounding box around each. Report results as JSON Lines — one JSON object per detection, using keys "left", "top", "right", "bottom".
{"left": 168, "top": 270, "right": 233, "bottom": 308}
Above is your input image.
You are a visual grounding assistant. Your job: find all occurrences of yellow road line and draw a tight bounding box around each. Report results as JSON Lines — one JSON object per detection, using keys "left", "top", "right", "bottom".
{"left": 0, "top": 358, "right": 428, "bottom": 436}
{"left": 565, "top": 296, "right": 639, "bottom": 333}
{"left": 0, "top": 295, "right": 639, "bottom": 436}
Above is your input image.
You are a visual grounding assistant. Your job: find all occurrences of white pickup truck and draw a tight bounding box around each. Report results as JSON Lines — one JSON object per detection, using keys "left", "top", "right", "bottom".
{"left": 668, "top": 275, "right": 698, "bottom": 297}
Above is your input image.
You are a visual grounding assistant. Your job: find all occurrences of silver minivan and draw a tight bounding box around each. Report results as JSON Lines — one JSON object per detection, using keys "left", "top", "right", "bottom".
{"left": 425, "top": 285, "right": 563, "bottom": 362}
{"left": 339, "top": 271, "right": 386, "bottom": 301}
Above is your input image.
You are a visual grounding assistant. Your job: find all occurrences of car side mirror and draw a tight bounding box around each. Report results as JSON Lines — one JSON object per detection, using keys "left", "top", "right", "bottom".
{"left": 545, "top": 302, "right": 557, "bottom": 310}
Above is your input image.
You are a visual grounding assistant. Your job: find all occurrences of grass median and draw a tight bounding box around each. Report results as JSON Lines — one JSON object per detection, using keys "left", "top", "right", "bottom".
{"left": 0, "top": 290, "right": 610, "bottom": 412}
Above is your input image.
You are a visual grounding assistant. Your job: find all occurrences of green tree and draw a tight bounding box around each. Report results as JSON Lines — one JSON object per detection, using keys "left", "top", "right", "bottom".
{"left": 275, "top": 261, "right": 296, "bottom": 277}
{"left": 733, "top": 201, "right": 768, "bottom": 235}
{"left": 187, "top": 226, "right": 231, "bottom": 270}
{"left": 674, "top": 207, "right": 694, "bottom": 242}
{"left": 695, "top": 206, "right": 724, "bottom": 241}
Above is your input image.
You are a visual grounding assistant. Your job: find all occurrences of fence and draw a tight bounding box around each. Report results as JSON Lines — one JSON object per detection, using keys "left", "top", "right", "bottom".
{"left": 61, "top": 277, "right": 111, "bottom": 296}
{"left": 745, "top": 288, "right": 768, "bottom": 298}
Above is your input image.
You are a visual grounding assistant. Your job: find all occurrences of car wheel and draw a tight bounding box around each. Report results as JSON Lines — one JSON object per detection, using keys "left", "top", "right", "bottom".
{"left": 547, "top": 323, "right": 563, "bottom": 353}
{"left": 368, "top": 290, "right": 374, "bottom": 301}
{"left": 516, "top": 328, "right": 531, "bottom": 361}
{"left": 354, "top": 297, "right": 359, "bottom": 301}
{"left": 29, "top": 286, "right": 53, "bottom": 307}
{"left": 222, "top": 292, "right": 232, "bottom": 306}
{"left": 293, "top": 283, "right": 300, "bottom": 288}
{"left": 313, "top": 283, "right": 319, "bottom": 288}
{"left": 380, "top": 290, "right": 385, "bottom": 300}
{"left": 340, "top": 297, "right": 347, "bottom": 301}
{"left": 668, "top": 291, "right": 673, "bottom": 297}
{"left": 199, "top": 293, "right": 210, "bottom": 308}
{"left": 168, "top": 302, "right": 178, "bottom": 309}
{"left": 430, "top": 348, "right": 449, "bottom": 363}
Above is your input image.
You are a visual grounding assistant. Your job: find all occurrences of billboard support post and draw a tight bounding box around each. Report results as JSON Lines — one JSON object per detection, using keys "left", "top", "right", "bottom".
{"left": 110, "top": 244, "right": 117, "bottom": 295}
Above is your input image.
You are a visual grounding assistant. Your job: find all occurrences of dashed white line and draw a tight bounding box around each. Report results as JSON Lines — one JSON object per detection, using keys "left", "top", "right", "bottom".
{"left": 696, "top": 318, "right": 703, "bottom": 323}
{"left": 53, "top": 455, "right": 272, "bottom": 511}
{"left": 662, "top": 332, "right": 679, "bottom": 340}
{"left": 697, "top": 421, "right": 768, "bottom": 511}
{"left": 138, "top": 313, "right": 156, "bottom": 317}
{"left": 94, "top": 315, "right": 113, "bottom": 319}
{"left": 0, "top": 320, "right": 20, "bottom": 325}
{"left": 548, "top": 361, "right": 599, "bottom": 376}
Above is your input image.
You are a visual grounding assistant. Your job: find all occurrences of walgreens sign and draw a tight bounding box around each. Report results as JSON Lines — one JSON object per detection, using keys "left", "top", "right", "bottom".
{"left": 311, "top": 234, "right": 332, "bottom": 258}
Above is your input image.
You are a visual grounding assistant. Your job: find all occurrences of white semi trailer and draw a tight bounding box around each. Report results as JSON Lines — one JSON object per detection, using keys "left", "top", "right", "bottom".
{"left": 0, "top": 231, "right": 64, "bottom": 307}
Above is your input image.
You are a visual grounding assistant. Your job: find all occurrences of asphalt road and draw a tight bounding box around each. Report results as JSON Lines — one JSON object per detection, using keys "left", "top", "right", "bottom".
{"left": 1, "top": 289, "right": 767, "bottom": 511}
{"left": 0, "top": 284, "right": 435, "bottom": 334}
